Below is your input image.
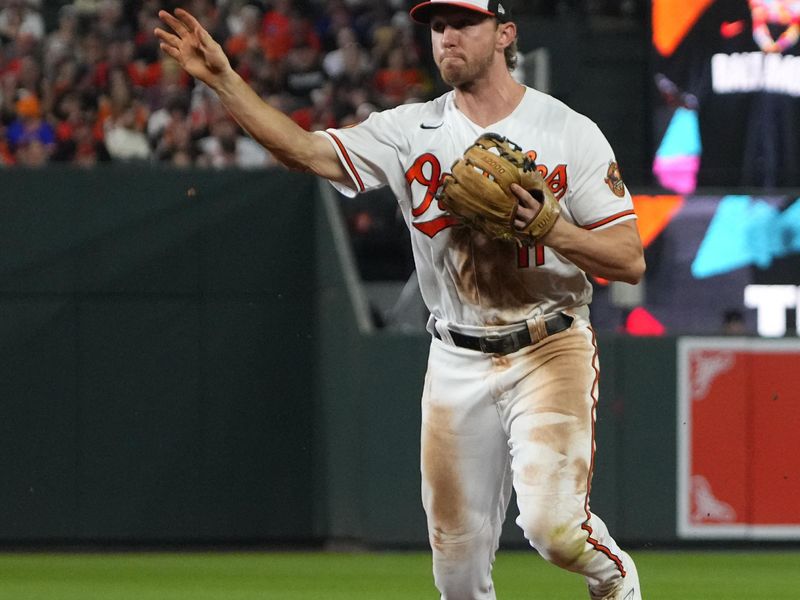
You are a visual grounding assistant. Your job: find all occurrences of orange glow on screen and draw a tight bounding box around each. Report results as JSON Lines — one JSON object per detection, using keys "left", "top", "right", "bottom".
{"left": 653, "top": 0, "right": 716, "bottom": 57}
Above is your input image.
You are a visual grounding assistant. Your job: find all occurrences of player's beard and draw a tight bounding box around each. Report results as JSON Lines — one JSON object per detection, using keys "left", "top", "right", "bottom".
{"left": 438, "top": 44, "right": 495, "bottom": 89}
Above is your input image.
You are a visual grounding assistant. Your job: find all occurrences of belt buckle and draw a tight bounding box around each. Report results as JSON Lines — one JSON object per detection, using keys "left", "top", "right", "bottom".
{"left": 479, "top": 333, "right": 517, "bottom": 355}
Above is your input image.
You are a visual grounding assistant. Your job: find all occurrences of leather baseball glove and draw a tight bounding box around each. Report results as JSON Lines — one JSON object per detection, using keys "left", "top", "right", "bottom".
{"left": 437, "top": 133, "right": 561, "bottom": 246}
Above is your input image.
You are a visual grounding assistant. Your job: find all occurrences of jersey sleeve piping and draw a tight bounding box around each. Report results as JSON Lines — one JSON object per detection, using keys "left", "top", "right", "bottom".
{"left": 318, "top": 130, "right": 366, "bottom": 192}
{"left": 581, "top": 209, "right": 637, "bottom": 230}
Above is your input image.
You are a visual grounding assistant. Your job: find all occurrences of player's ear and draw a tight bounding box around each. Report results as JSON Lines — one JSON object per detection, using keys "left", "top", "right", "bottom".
{"left": 496, "top": 21, "right": 517, "bottom": 52}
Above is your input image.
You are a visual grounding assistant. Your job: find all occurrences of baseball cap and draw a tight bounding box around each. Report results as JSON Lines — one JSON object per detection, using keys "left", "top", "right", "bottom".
{"left": 409, "top": 0, "right": 512, "bottom": 24}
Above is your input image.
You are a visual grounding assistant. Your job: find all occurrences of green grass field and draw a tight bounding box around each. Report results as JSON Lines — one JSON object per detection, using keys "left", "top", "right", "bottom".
{"left": 0, "top": 550, "right": 798, "bottom": 599}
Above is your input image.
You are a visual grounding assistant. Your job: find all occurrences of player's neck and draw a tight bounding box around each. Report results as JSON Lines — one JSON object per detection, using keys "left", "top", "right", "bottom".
{"left": 453, "top": 73, "right": 525, "bottom": 129}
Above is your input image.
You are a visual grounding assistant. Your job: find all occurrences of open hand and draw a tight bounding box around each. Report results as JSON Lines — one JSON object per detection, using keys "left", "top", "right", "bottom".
{"left": 155, "top": 8, "right": 232, "bottom": 89}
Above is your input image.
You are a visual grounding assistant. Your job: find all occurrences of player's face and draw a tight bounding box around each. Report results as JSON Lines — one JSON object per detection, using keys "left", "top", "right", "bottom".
{"left": 429, "top": 8, "right": 499, "bottom": 88}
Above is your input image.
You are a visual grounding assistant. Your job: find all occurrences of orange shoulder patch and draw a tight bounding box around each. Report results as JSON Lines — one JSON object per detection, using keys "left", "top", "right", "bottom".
{"left": 604, "top": 161, "right": 626, "bottom": 198}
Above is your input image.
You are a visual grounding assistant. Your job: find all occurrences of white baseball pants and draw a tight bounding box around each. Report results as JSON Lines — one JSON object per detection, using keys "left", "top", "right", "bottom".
{"left": 421, "top": 323, "right": 628, "bottom": 599}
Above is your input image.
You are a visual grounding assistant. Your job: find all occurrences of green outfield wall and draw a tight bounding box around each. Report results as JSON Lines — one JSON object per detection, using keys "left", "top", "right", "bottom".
{"left": 0, "top": 168, "right": 684, "bottom": 547}
{"left": 0, "top": 167, "right": 319, "bottom": 543}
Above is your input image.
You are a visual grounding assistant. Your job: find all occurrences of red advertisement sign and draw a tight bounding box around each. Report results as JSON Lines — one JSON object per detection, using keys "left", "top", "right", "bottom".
{"left": 678, "top": 338, "right": 800, "bottom": 539}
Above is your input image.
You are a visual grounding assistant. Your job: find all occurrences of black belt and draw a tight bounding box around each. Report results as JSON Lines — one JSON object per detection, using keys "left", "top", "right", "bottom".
{"left": 433, "top": 313, "right": 574, "bottom": 356}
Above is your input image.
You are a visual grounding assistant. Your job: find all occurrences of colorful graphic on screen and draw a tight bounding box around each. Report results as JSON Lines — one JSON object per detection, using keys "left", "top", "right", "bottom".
{"left": 590, "top": 194, "right": 800, "bottom": 336}
{"left": 691, "top": 195, "right": 800, "bottom": 278}
{"left": 750, "top": 0, "right": 800, "bottom": 53}
{"left": 651, "top": 0, "right": 800, "bottom": 188}
{"left": 652, "top": 0, "right": 715, "bottom": 57}
{"left": 652, "top": 106, "right": 701, "bottom": 194}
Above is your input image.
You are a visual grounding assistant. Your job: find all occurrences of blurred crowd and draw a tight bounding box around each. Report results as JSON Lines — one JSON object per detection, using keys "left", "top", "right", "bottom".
{"left": 0, "top": 0, "right": 642, "bottom": 169}
{"left": 0, "top": 0, "right": 436, "bottom": 168}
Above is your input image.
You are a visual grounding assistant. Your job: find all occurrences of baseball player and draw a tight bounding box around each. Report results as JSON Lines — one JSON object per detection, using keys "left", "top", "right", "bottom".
{"left": 156, "top": 1, "right": 645, "bottom": 598}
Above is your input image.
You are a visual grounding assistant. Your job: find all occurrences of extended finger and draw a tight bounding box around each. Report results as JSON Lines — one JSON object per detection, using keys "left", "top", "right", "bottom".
{"left": 159, "top": 42, "right": 181, "bottom": 60}
{"left": 514, "top": 205, "right": 536, "bottom": 230}
{"left": 511, "top": 183, "right": 542, "bottom": 209}
{"left": 158, "top": 10, "right": 189, "bottom": 35}
{"left": 510, "top": 183, "right": 528, "bottom": 200}
{"left": 197, "top": 25, "right": 216, "bottom": 47}
{"left": 175, "top": 8, "right": 206, "bottom": 37}
{"left": 511, "top": 184, "right": 542, "bottom": 230}
{"left": 154, "top": 27, "right": 180, "bottom": 47}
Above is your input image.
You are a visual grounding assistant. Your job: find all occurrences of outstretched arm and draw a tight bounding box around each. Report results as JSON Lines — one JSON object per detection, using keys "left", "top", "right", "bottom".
{"left": 511, "top": 183, "right": 645, "bottom": 284}
{"left": 154, "top": 8, "right": 350, "bottom": 185}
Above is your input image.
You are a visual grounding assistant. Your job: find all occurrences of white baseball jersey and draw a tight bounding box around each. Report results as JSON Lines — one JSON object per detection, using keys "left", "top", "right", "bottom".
{"left": 318, "top": 86, "right": 636, "bottom": 333}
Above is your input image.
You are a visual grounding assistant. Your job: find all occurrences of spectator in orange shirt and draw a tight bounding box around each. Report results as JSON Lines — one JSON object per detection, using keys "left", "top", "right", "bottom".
{"left": 261, "top": 0, "right": 293, "bottom": 62}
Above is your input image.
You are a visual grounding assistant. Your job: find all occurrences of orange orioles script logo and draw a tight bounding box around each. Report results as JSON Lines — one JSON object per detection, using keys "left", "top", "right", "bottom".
{"left": 604, "top": 161, "right": 626, "bottom": 198}
{"left": 405, "top": 151, "right": 569, "bottom": 238}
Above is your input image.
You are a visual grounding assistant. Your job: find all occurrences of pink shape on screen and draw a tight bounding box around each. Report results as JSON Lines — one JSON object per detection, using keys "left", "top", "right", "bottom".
{"left": 653, "top": 155, "right": 700, "bottom": 194}
{"left": 625, "top": 307, "right": 666, "bottom": 336}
